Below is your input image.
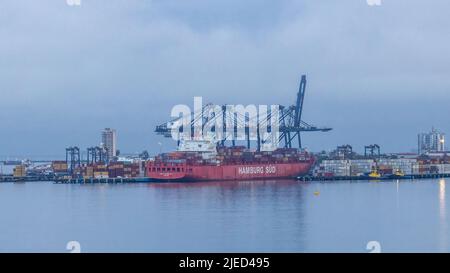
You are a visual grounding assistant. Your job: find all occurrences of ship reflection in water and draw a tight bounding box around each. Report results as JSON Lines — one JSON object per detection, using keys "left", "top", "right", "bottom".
{"left": 0, "top": 179, "right": 449, "bottom": 252}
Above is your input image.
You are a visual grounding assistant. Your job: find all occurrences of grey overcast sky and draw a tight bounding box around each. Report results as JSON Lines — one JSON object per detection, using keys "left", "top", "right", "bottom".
{"left": 1, "top": 0, "right": 450, "bottom": 158}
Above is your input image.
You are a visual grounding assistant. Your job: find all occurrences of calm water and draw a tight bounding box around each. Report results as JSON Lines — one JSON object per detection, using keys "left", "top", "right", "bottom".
{"left": 0, "top": 179, "right": 448, "bottom": 252}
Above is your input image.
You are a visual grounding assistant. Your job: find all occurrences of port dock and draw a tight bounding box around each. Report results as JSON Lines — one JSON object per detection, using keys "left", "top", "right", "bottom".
{"left": 0, "top": 175, "right": 55, "bottom": 183}
{"left": 56, "top": 173, "right": 450, "bottom": 183}
{"left": 3, "top": 173, "right": 450, "bottom": 184}
{"left": 54, "top": 177, "right": 154, "bottom": 184}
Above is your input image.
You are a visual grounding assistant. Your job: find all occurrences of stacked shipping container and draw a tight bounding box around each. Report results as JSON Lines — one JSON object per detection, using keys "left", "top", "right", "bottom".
{"left": 377, "top": 159, "right": 417, "bottom": 175}
{"left": 13, "top": 165, "right": 26, "bottom": 177}
{"left": 52, "top": 161, "right": 68, "bottom": 173}
{"left": 71, "top": 162, "right": 141, "bottom": 179}
{"left": 349, "top": 159, "right": 375, "bottom": 176}
{"left": 316, "top": 160, "right": 351, "bottom": 177}
{"left": 316, "top": 158, "right": 419, "bottom": 177}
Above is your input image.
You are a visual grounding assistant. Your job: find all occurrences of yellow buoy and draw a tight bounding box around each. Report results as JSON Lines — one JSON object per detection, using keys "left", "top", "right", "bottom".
{"left": 314, "top": 191, "right": 320, "bottom": 196}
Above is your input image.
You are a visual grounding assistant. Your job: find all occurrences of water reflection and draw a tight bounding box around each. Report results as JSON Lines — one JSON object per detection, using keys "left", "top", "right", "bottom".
{"left": 439, "top": 179, "right": 446, "bottom": 214}
{"left": 1, "top": 179, "right": 450, "bottom": 252}
{"left": 439, "top": 179, "right": 447, "bottom": 252}
{"left": 141, "top": 179, "right": 309, "bottom": 251}
{"left": 146, "top": 179, "right": 301, "bottom": 189}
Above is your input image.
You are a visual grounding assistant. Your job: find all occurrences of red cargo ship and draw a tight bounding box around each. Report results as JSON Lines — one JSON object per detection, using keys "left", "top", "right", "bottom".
{"left": 146, "top": 140, "right": 314, "bottom": 182}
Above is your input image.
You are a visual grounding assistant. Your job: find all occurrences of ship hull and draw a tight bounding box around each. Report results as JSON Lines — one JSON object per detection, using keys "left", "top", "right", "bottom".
{"left": 147, "top": 162, "right": 313, "bottom": 182}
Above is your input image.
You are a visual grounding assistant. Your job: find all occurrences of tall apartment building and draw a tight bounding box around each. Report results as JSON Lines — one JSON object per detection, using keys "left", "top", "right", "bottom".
{"left": 418, "top": 127, "right": 445, "bottom": 155}
{"left": 101, "top": 128, "right": 117, "bottom": 158}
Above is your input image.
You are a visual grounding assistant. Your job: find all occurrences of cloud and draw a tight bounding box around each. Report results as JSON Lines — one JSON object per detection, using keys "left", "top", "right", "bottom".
{"left": 1, "top": 0, "right": 450, "bottom": 156}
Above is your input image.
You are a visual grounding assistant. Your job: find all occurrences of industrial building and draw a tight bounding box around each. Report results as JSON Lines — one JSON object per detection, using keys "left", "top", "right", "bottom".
{"left": 101, "top": 128, "right": 117, "bottom": 158}
{"left": 418, "top": 127, "right": 445, "bottom": 155}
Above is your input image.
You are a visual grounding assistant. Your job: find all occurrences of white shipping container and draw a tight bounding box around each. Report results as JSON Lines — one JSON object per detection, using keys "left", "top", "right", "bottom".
{"left": 436, "top": 164, "right": 450, "bottom": 174}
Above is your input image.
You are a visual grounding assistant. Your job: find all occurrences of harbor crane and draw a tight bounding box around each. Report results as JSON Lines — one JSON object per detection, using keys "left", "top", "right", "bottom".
{"left": 278, "top": 75, "right": 332, "bottom": 148}
{"left": 65, "top": 146, "right": 81, "bottom": 174}
{"left": 87, "top": 146, "right": 109, "bottom": 165}
{"left": 155, "top": 75, "right": 332, "bottom": 150}
{"left": 364, "top": 144, "right": 381, "bottom": 158}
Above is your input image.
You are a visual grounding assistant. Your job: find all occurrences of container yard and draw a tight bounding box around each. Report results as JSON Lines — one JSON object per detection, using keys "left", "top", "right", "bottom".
{"left": 0, "top": 155, "right": 147, "bottom": 183}
{"left": 0, "top": 162, "right": 56, "bottom": 182}
{"left": 305, "top": 144, "right": 450, "bottom": 181}
{"left": 3, "top": 128, "right": 450, "bottom": 184}
{"left": 4, "top": 150, "right": 450, "bottom": 184}
{"left": 55, "top": 160, "right": 145, "bottom": 181}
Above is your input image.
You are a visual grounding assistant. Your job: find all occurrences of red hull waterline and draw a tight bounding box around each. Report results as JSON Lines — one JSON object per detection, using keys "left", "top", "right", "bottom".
{"left": 146, "top": 162, "right": 314, "bottom": 182}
